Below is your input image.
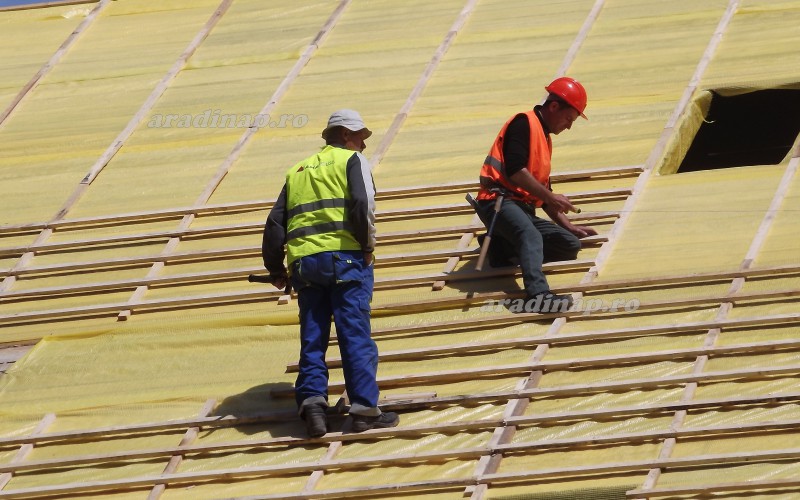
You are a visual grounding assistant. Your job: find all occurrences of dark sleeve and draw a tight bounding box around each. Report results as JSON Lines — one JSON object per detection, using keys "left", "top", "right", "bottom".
{"left": 345, "top": 152, "right": 377, "bottom": 253}
{"left": 502, "top": 113, "right": 530, "bottom": 178}
{"left": 262, "top": 184, "right": 289, "bottom": 275}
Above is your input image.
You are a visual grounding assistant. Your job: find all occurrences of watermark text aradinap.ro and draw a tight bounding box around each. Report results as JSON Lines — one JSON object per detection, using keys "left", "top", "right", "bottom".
{"left": 147, "top": 110, "right": 309, "bottom": 129}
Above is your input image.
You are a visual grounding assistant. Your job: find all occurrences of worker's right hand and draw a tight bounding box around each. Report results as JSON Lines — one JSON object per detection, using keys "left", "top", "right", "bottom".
{"left": 270, "top": 274, "right": 288, "bottom": 291}
{"left": 364, "top": 252, "right": 374, "bottom": 266}
{"left": 546, "top": 193, "right": 578, "bottom": 214}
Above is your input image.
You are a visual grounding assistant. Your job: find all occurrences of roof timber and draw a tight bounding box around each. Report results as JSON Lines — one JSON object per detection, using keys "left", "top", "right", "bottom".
{"left": 0, "top": 0, "right": 237, "bottom": 298}
{"left": 0, "top": 165, "right": 641, "bottom": 236}
{"left": 2, "top": 385, "right": 798, "bottom": 451}
{"left": 1, "top": 0, "right": 798, "bottom": 496}
{"left": 271, "top": 354, "right": 800, "bottom": 400}
{"left": 0, "top": 0, "right": 111, "bottom": 129}
{"left": 1, "top": 435, "right": 798, "bottom": 499}
{"left": 637, "top": 104, "right": 800, "bottom": 495}
{"left": 3, "top": 411, "right": 799, "bottom": 477}
{"left": 464, "top": 0, "right": 784, "bottom": 494}
{"left": 117, "top": 0, "right": 352, "bottom": 321}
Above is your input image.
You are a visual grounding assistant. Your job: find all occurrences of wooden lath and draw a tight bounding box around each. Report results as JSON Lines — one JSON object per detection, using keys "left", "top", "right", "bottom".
{"left": 0, "top": 0, "right": 236, "bottom": 296}
{"left": 290, "top": 322, "right": 800, "bottom": 373}
{"left": 635, "top": 97, "right": 800, "bottom": 498}
{"left": 1, "top": 433, "right": 798, "bottom": 499}
{"left": 0, "top": 0, "right": 111, "bottom": 128}
{"left": 0, "top": 257, "right": 596, "bottom": 328}
{"left": 270, "top": 352, "right": 800, "bottom": 401}
{"left": 467, "top": 1, "right": 784, "bottom": 496}
{"left": 2, "top": 384, "right": 798, "bottom": 452}
{"left": 0, "top": 165, "right": 640, "bottom": 237}
{"left": 116, "top": 0, "right": 354, "bottom": 321}
{"left": 368, "top": 0, "right": 480, "bottom": 167}
{"left": 1, "top": 415, "right": 799, "bottom": 493}
{"left": 0, "top": 188, "right": 622, "bottom": 259}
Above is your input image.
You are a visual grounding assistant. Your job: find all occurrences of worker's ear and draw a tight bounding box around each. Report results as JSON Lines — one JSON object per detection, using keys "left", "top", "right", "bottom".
{"left": 546, "top": 99, "right": 561, "bottom": 113}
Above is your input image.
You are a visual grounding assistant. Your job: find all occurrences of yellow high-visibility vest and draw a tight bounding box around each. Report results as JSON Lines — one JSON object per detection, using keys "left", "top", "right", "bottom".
{"left": 285, "top": 145, "right": 362, "bottom": 265}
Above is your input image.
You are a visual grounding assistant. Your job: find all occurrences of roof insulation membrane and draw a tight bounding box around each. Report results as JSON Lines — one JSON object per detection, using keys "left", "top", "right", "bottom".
{"left": 0, "top": 0, "right": 799, "bottom": 498}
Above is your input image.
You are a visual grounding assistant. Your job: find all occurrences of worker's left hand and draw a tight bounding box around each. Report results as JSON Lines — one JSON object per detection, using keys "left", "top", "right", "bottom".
{"left": 569, "top": 224, "right": 597, "bottom": 238}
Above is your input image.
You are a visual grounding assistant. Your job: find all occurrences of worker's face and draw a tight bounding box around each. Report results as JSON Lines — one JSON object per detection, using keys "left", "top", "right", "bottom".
{"left": 547, "top": 101, "right": 581, "bottom": 135}
{"left": 342, "top": 129, "right": 368, "bottom": 152}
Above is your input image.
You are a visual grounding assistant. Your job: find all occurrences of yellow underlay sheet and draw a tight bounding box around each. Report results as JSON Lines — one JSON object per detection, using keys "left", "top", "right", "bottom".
{"left": 1, "top": 0, "right": 800, "bottom": 498}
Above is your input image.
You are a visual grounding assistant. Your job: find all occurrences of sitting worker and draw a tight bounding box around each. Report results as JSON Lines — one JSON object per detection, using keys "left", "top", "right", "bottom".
{"left": 475, "top": 77, "right": 597, "bottom": 313}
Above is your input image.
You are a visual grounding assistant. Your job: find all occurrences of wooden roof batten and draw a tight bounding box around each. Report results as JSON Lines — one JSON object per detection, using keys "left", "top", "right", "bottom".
{"left": 3, "top": 2, "right": 800, "bottom": 500}
{"left": 0, "top": 0, "right": 232, "bottom": 297}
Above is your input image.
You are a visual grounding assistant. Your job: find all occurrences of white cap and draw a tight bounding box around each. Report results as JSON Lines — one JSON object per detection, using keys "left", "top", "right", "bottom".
{"left": 321, "top": 109, "right": 372, "bottom": 140}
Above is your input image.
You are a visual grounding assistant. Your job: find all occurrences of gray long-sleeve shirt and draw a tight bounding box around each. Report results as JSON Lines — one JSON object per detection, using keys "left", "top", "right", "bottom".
{"left": 262, "top": 149, "right": 376, "bottom": 276}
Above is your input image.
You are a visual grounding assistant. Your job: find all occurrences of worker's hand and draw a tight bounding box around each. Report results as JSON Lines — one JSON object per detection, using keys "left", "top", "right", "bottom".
{"left": 546, "top": 193, "right": 578, "bottom": 214}
{"left": 270, "top": 273, "right": 288, "bottom": 291}
{"left": 568, "top": 224, "right": 597, "bottom": 239}
{"left": 364, "top": 252, "right": 374, "bottom": 266}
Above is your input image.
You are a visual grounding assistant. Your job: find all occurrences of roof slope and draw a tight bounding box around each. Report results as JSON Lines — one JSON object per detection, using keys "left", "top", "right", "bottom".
{"left": 1, "top": 0, "right": 799, "bottom": 498}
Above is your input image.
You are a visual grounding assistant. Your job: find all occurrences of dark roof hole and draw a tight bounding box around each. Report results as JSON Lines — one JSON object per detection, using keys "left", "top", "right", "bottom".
{"left": 678, "top": 89, "right": 800, "bottom": 173}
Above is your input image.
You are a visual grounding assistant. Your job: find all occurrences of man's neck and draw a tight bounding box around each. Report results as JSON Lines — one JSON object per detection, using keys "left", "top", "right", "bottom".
{"left": 533, "top": 105, "right": 551, "bottom": 135}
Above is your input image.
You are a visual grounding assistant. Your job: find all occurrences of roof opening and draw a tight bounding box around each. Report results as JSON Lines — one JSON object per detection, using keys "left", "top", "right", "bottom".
{"left": 677, "top": 89, "right": 800, "bottom": 173}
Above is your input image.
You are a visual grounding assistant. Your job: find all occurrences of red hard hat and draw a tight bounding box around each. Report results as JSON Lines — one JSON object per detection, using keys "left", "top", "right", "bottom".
{"left": 545, "top": 77, "right": 588, "bottom": 119}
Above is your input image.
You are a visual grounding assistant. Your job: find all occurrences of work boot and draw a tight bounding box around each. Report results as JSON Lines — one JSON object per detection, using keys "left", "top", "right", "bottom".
{"left": 518, "top": 292, "right": 574, "bottom": 314}
{"left": 351, "top": 411, "right": 400, "bottom": 432}
{"left": 301, "top": 404, "right": 328, "bottom": 438}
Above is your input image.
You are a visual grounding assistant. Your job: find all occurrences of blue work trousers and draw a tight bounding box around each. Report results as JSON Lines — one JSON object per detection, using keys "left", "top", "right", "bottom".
{"left": 478, "top": 199, "right": 581, "bottom": 296}
{"left": 290, "top": 250, "right": 379, "bottom": 414}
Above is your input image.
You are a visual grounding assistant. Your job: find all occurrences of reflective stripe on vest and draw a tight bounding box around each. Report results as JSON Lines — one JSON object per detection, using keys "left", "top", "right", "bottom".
{"left": 285, "top": 145, "right": 362, "bottom": 264}
{"left": 476, "top": 111, "right": 552, "bottom": 207}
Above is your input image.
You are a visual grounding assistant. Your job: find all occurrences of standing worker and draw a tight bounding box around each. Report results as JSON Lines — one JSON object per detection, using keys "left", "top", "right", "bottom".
{"left": 262, "top": 109, "right": 399, "bottom": 438}
{"left": 476, "top": 77, "right": 597, "bottom": 313}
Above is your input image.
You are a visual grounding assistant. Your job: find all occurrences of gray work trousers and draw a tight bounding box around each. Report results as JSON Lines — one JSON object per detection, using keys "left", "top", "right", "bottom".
{"left": 478, "top": 199, "right": 581, "bottom": 296}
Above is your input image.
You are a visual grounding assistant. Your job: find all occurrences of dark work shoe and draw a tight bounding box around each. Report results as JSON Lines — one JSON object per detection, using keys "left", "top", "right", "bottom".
{"left": 514, "top": 292, "right": 574, "bottom": 314}
{"left": 302, "top": 404, "right": 328, "bottom": 438}
{"left": 351, "top": 412, "right": 400, "bottom": 432}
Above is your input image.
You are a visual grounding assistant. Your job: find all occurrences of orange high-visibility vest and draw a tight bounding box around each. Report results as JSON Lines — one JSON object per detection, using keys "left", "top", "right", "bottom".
{"left": 477, "top": 110, "right": 552, "bottom": 207}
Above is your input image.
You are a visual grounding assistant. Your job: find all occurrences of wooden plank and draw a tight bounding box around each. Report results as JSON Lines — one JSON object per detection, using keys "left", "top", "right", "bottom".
{"left": 0, "top": 1, "right": 95, "bottom": 12}
{"left": 271, "top": 359, "right": 800, "bottom": 401}
{"left": 635, "top": 75, "right": 798, "bottom": 498}
{"left": 0, "top": 189, "right": 619, "bottom": 258}
{"left": 1, "top": 441, "right": 798, "bottom": 499}
{"left": 481, "top": 448, "right": 800, "bottom": 485}
{"left": 118, "top": 0, "right": 355, "bottom": 320}
{"left": 627, "top": 478, "right": 800, "bottom": 499}
{"left": 0, "top": 447, "right": 490, "bottom": 499}
{"left": 553, "top": 0, "right": 606, "bottom": 79}
{"left": 0, "top": 165, "right": 640, "bottom": 236}
{"left": 741, "top": 154, "right": 799, "bottom": 269}
{"left": 0, "top": 259, "right": 596, "bottom": 326}
{"left": 369, "top": 0, "right": 480, "bottom": 167}
{"left": 78, "top": 0, "right": 235, "bottom": 189}
{"left": 1, "top": 387, "right": 797, "bottom": 459}
{"left": 0, "top": 250, "right": 590, "bottom": 304}
{"left": 363, "top": 283, "right": 800, "bottom": 320}
{"left": 0, "top": 0, "right": 111, "bottom": 128}
{"left": 0, "top": 0, "right": 233, "bottom": 294}
{"left": 1, "top": 410, "right": 797, "bottom": 482}
{"left": 146, "top": 399, "right": 215, "bottom": 500}
{"left": 588, "top": 0, "right": 741, "bottom": 280}
{"left": 0, "top": 414, "right": 55, "bottom": 490}
{"left": 369, "top": 310, "right": 800, "bottom": 352}
{"left": 289, "top": 328, "right": 800, "bottom": 373}
{"left": 0, "top": 224, "right": 487, "bottom": 278}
